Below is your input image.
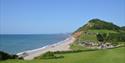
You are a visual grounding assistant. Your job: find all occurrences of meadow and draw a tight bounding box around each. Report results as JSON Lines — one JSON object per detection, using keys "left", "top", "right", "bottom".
{"left": 0, "top": 47, "right": 125, "bottom": 63}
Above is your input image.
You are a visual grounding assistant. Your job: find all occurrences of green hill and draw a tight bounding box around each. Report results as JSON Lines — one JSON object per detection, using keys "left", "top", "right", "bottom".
{"left": 72, "top": 19, "right": 125, "bottom": 50}
{"left": 73, "top": 18, "right": 125, "bottom": 39}
{"left": 74, "top": 19, "right": 120, "bottom": 33}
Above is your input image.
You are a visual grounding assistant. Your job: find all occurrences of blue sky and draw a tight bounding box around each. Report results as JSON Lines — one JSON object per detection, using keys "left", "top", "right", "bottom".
{"left": 0, "top": 0, "right": 125, "bottom": 34}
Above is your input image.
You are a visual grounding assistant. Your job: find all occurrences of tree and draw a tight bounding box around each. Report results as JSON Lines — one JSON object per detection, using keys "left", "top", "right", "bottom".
{"left": 96, "top": 33, "right": 104, "bottom": 43}
{"left": 96, "top": 33, "right": 108, "bottom": 49}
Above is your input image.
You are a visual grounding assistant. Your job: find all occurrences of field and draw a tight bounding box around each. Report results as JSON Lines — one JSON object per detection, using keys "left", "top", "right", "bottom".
{"left": 0, "top": 47, "right": 125, "bottom": 63}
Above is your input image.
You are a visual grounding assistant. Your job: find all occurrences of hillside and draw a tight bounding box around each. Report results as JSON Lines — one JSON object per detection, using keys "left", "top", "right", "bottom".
{"left": 73, "top": 18, "right": 125, "bottom": 38}
{"left": 121, "top": 26, "right": 125, "bottom": 31}
{"left": 72, "top": 19, "right": 125, "bottom": 50}
{"left": 74, "top": 19, "right": 120, "bottom": 33}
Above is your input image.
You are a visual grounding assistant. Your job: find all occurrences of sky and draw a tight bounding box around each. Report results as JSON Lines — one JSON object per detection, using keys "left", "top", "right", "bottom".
{"left": 0, "top": 0, "right": 125, "bottom": 34}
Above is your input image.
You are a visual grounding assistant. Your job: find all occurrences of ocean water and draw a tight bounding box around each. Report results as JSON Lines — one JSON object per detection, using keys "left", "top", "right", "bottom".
{"left": 0, "top": 34, "right": 70, "bottom": 54}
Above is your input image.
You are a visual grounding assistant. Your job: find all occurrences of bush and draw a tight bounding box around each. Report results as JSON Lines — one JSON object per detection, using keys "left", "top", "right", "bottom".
{"left": 36, "top": 51, "right": 64, "bottom": 59}
{"left": 0, "top": 51, "right": 18, "bottom": 60}
{"left": 108, "top": 33, "right": 125, "bottom": 42}
{"left": 18, "top": 57, "right": 24, "bottom": 60}
{"left": 53, "top": 50, "right": 83, "bottom": 54}
{"left": 53, "top": 49, "right": 97, "bottom": 54}
{"left": 96, "top": 33, "right": 125, "bottom": 45}
{"left": 42, "top": 51, "right": 54, "bottom": 59}
{"left": 0, "top": 51, "right": 11, "bottom": 60}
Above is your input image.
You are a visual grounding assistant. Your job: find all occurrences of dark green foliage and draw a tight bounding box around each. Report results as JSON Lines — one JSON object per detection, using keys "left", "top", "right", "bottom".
{"left": 88, "top": 19, "right": 120, "bottom": 31}
{"left": 96, "top": 33, "right": 104, "bottom": 42}
{"left": 96, "top": 32, "right": 125, "bottom": 45}
{"left": 18, "top": 57, "right": 24, "bottom": 60}
{"left": 0, "top": 51, "right": 11, "bottom": 60}
{"left": 54, "top": 49, "right": 97, "bottom": 54}
{"left": 101, "top": 33, "right": 107, "bottom": 42}
{"left": 36, "top": 51, "right": 64, "bottom": 59}
{"left": 100, "top": 33, "right": 109, "bottom": 43}
{"left": 108, "top": 33, "right": 125, "bottom": 42}
{"left": 42, "top": 51, "right": 54, "bottom": 58}
{"left": 36, "top": 49, "right": 98, "bottom": 59}
{"left": 11, "top": 55, "right": 18, "bottom": 59}
{"left": 0, "top": 51, "right": 18, "bottom": 60}
{"left": 121, "top": 26, "right": 125, "bottom": 31}
{"left": 54, "top": 50, "right": 83, "bottom": 54}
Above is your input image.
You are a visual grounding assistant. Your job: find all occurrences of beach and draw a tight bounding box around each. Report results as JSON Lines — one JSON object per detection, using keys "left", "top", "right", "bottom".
{"left": 16, "top": 36, "right": 75, "bottom": 60}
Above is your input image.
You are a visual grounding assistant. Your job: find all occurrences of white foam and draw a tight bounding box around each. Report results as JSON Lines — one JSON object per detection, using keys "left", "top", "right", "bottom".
{"left": 16, "top": 36, "right": 71, "bottom": 56}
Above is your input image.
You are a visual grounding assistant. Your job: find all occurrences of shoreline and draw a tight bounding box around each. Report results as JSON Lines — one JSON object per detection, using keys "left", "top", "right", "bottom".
{"left": 16, "top": 36, "right": 75, "bottom": 60}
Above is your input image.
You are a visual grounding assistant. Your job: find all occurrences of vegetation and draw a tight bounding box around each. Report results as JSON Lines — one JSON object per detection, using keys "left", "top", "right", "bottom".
{"left": 121, "top": 26, "right": 125, "bottom": 31}
{"left": 0, "top": 19, "right": 125, "bottom": 63}
{"left": 96, "top": 33, "right": 104, "bottom": 42}
{"left": 35, "top": 51, "right": 64, "bottom": 59}
{"left": 74, "top": 19, "right": 121, "bottom": 33}
{"left": 70, "top": 42, "right": 89, "bottom": 50}
{"left": 0, "top": 51, "right": 18, "bottom": 60}
{"left": 96, "top": 32, "right": 125, "bottom": 45}
{"left": 73, "top": 19, "right": 125, "bottom": 50}
{"left": 1, "top": 47, "right": 125, "bottom": 63}
{"left": 108, "top": 33, "right": 125, "bottom": 42}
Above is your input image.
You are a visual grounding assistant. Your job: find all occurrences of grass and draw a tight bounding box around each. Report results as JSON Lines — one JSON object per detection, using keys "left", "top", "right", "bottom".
{"left": 1, "top": 47, "right": 125, "bottom": 63}
{"left": 70, "top": 41, "right": 89, "bottom": 50}
{"left": 88, "top": 29, "right": 118, "bottom": 33}
{"left": 80, "top": 33, "right": 97, "bottom": 42}
{"left": 76, "top": 29, "right": 117, "bottom": 43}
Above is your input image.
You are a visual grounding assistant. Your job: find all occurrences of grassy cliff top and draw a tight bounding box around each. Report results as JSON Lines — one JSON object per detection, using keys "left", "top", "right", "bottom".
{"left": 74, "top": 18, "right": 121, "bottom": 33}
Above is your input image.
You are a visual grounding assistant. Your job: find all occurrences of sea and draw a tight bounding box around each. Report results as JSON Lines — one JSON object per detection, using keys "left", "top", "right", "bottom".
{"left": 0, "top": 34, "right": 70, "bottom": 54}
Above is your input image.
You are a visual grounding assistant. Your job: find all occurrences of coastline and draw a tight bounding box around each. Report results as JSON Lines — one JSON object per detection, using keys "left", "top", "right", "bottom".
{"left": 16, "top": 36, "right": 75, "bottom": 60}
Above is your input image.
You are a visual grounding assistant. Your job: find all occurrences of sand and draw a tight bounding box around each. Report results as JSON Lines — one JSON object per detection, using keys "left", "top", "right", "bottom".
{"left": 16, "top": 36, "right": 75, "bottom": 60}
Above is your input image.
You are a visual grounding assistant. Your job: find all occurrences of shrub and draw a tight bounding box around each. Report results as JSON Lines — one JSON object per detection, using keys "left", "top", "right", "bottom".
{"left": 53, "top": 49, "right": 97, "bottom": 54}
{"left": 36, "top": 51, "right": 64, "bottom": 59}
{"left": 0, "top": 51, "right": 18, "bottom": 60}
